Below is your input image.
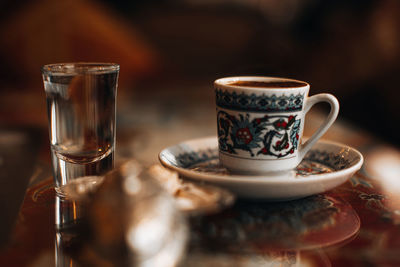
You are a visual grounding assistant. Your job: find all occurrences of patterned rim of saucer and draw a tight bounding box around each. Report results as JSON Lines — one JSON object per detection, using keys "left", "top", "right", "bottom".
{"left": 159, "top": 136, "right": 364, "bottom": 200}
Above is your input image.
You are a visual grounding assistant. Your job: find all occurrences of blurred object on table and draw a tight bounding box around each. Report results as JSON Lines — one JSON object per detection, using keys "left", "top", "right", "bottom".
{"left": 84, "top": 160, "right": 187, "bottom": 267}
{"left": 148, "top": 164, "right": 235, "bottom": 215}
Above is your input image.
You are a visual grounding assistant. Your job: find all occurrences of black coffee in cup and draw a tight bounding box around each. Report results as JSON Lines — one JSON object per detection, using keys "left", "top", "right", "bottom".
{"left": 227, "top": 81, "right": 307, "bottom": 88}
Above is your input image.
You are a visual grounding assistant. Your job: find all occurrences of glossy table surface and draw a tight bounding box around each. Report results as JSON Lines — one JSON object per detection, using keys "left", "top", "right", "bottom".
{"left": 1, "top": 86, "right": 400, "bottom": 266}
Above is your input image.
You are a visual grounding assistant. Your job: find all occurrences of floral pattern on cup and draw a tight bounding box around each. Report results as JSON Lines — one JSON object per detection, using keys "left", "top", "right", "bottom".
{"left": 214, "top": 76, "right": 339, "bottom": 174}
{"left": 217, "top": 111, "right": 301, "bottom": 158}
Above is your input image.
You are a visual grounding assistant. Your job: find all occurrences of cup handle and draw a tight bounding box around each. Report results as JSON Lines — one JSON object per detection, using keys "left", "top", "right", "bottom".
{"left": 298, "top": 93, "right": 339, "bottom": 161}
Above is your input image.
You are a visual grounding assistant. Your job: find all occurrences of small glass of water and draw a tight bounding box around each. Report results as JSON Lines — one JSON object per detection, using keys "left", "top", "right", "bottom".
{"left": 42, "top": 63, "right": 119, "bottom": 197}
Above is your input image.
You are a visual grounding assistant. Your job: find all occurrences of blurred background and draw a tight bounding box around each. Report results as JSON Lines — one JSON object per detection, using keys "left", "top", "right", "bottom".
{"left": 0, "top": 0, "right": 399, "bottom": 146}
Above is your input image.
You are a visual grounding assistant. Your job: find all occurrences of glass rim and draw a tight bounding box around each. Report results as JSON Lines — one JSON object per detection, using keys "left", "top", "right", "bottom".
{"left": 41, "top": 62, "right": 120, "bottom": 75}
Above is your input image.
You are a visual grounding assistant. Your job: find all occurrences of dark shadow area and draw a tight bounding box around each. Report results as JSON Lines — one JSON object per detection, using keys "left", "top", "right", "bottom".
{"left": 0, "top": 127, "right": 42, "bottom": 247}
{"left": 0, "top": 0, "right": 399, "bottom": 145}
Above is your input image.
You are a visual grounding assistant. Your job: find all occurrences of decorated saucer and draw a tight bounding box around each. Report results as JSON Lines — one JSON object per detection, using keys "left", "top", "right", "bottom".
{"left": 159, "top": 136, "right": 363, "bottom": 200}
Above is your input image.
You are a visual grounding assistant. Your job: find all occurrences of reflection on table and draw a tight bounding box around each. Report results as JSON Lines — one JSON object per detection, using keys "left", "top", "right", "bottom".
{"left": 1, "top": 88, "right": 400, "bottom": 266}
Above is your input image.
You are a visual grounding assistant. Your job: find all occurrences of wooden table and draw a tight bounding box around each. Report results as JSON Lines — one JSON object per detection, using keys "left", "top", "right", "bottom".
{"left": 1, "top": 83, "right": 400, "bottom": 266}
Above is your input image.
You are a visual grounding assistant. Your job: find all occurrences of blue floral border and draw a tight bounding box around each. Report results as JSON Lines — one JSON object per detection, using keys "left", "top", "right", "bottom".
{"left": 215, "top": 89, "right": 304, "bottom": 113}
{"left": 175, "top": 148, "right": 353, "bottom": 171}
{"left": 176, "top": 148, "right": 218, "bottom": 168}
{"left": 304, "top": 150, "right": 353, "bottom": 170}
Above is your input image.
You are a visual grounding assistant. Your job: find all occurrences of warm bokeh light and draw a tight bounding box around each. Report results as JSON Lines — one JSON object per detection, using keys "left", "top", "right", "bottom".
{"left": 365, "top": 145, "right": 400, "bottom": 212}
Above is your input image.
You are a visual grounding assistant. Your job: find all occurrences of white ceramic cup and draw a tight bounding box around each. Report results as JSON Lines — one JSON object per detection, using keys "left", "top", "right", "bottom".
{"left": 215, "top": 76, "right": 339, "bottom": 175}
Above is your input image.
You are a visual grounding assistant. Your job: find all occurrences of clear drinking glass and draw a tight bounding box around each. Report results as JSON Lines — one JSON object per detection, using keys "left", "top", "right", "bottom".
{"left": 42, "top": 63, "right": 119, "bottom": 197}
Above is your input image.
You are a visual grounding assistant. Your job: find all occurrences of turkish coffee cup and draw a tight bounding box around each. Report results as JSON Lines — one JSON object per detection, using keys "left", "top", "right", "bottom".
{"left": 214, "top": 76, "right": 339, "bottom": 175}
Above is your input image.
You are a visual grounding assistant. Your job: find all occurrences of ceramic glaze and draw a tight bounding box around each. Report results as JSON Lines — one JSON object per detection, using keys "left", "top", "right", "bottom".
{"left": 159, "top": 137, "right": 364, "bottom": 200}
{"left": 214, "top": 76, "right": 339, "bottom": 174}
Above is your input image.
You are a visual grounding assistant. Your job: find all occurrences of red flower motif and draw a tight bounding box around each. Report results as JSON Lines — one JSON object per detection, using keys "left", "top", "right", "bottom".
{"left": 288, "top": 115, "right": 294, "bottom": 121}
{"left": 290, "top": 148, "right": 294, "bottom": 154}
{"left": 274, "top": 119, "right": 288, "bottom": 129}
{"left": 236, "top": 127, "right": 253, "bottom": 144}
{"left": 296, "top": 134, "right": 299, "bottom": 140}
